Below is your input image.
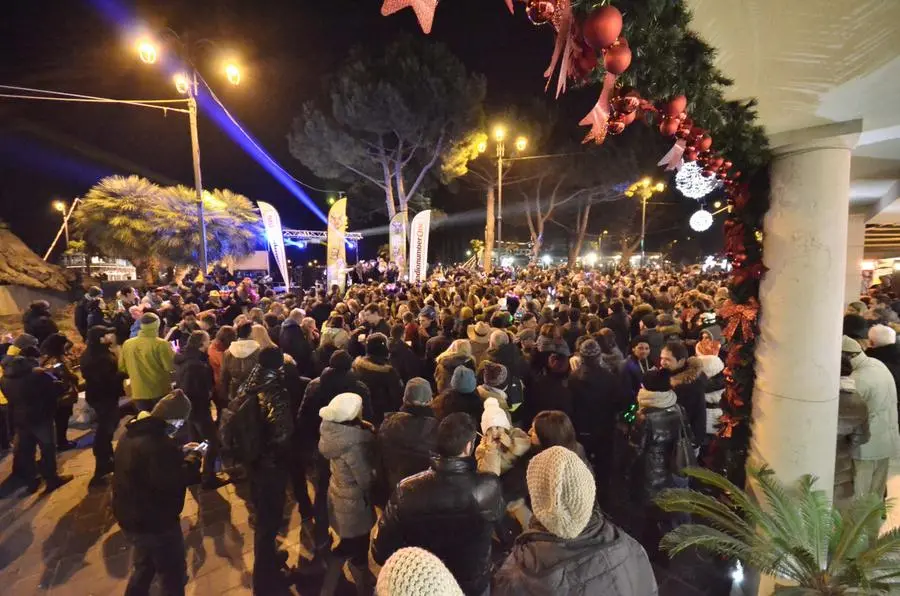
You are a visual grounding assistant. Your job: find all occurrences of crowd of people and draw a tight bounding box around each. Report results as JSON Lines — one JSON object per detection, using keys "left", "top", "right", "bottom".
{"left": 0, "top": 263, "right": 898, "bottom": 595}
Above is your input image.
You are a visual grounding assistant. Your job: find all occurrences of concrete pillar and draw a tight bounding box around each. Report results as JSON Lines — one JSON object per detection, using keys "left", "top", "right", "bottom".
{"left": 751, "top": 135, "right": 857, "bottom": 504}
{"left": 845, "top": 212, "right": 866, "bottom": 304}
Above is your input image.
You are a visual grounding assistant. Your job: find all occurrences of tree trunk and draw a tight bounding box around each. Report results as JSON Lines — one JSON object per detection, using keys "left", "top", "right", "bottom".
{"left": 484, "top": 185, "right": 495, "bottom": 272}
{"left": 568, "top": 202, "right": 592, "bottom": 268}
{"left": 531, "top": 235, "right": 542, "bottom": 265}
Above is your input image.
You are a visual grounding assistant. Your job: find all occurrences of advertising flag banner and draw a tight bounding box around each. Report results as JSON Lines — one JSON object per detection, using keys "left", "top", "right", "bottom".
{"left": 408, "top": 210, "right": 432, "bottom": 283}
{"left": 389, "top": 211, "right": 408, "bottom": 280}
{"left": 258, "top": 201, "right": 289, "bottom": 289}
{"left": 327, "top": 198, "right": 348, "bottom": 292}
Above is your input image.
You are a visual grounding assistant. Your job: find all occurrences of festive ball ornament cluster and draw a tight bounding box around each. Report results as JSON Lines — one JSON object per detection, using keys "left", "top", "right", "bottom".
{"left": 526, "top": 0, "right": 556, "bottom": 25}
{"left": 676, "top": 160, "right": 721, "bottom": 199}
{"left": 690, "top": 209, "right": 714, "bottom": 232}
{"left": 583, "top": 5, "right": 623, "bottom": 50}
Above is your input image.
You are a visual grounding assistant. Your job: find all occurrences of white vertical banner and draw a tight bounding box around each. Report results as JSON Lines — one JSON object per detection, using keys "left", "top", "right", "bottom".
{"left": 258, "top": 201, "right": 290, "bottom": 290}
{"left": 408, "top": 209, "right": 432, "bottom": 283}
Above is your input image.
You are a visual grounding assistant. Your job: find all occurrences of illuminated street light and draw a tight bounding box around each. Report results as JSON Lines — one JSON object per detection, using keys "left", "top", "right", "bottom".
{"left": 626, "top": 177, "right": 666, "bottom": 267}
{"left": 173, "top": 72, "right": 190, "bottom": 95}
{"left": 137, "top": 39, "right": 158, "bottom": 64}
{"left": 713, "top": 200, "right": 722, "bottom": 209}
{"left": 541, "top": 254, "right": 552, "bottom": 266}
{"left": 466, "top": 249, "right": 473, "bottom": 256}
{"left": 515, "top": 136, "right": 528, "bottom": 152}
{"left": 493, "top": 124, "right": 507, "bottom": 142}
{"left": 327, "top": 196, "right": 336, "bottom": 206}
{"left": 53, "top": 200, "right": 66, "bottom": 213}
{"left": 476, "top": 140, "right": 487, "bottom": 154}
{"left": 584, "top": 252, "right": 598, "bottom": 267}
{"left": 224, "top": 62, "right": 241, "bottom": 85}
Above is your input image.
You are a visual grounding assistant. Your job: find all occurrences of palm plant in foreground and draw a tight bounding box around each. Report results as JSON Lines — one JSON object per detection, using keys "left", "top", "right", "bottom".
{"left": 655, "top": 466, "right": 900, "bottom": 595}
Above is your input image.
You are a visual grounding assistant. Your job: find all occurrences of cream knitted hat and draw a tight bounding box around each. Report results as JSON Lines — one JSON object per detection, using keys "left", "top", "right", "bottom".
{"left": 480, "top": 397, "right": 510, "bottom": 434}
{"left": 376, "top": 547, "right": 464, "bottom": 596}
{"left": 319, "top": 392, "right": 362, "bottom": 423}
{"left": 527, "top": 445, "right": 596, "bottom": 539}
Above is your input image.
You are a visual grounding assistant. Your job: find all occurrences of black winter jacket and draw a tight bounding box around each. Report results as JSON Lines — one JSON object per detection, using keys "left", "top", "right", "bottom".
{"left": 669, "top": 358, "right": 707, "bottom": 444}
{"left": 0, "top": 355, "right": 64, "bottom": 427}
{"left": 372, "top": 455, "right": 504, "bottom": 596}
{"left": 237, "top": 366, "right": 295, "bottom": 468}
{"left": 570, "top": 362, "right": 628, "bottom": 467}
{"left": 376, "top": 404, "right": 437, "bottom": 494}
{"left": 23, "top": 307, "right": 59, "bottom": 345}
{"left": 523, "top": 370, "right": 573, "bottom": 428}
{"left": 297, "top": 366, "right": 372, "bottom": 451}
{"left": 431, "top": 388, "right": 484, "bottom": 423}
{"left": 388, "top": 338, "right": 423, "bottom": 384}
{"left": 112, "top": 415, "right": 200, "bottom": 533}
{"left": 625, "top": 402, "right": 686, "bottom": 503}
{"left": 80, "top": 343, "right": 125, "bottom": 409}
{"left": 280, "top": 319, "right": 316, "bottom": 377}
{"left": 173, "top": 348, "right": 214, "bottom": 411}
{"left": 351, "top": 356, "right": 403, "bottom": 426}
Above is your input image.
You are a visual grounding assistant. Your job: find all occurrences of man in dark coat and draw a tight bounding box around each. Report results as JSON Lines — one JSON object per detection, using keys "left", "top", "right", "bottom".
{"left": 424, "top": 314, "right": 454, "bottom": 380}
{"left": 603, "top": 300, "right": 631, "bottom": 353}
{"left": 280, "top": 308, "right": 315, "bottom": 377}
{"left": 388, "top": 323, "right": 423, "bottom": 383}
{"left": 638, "top": 313, "right": 666, "bottom": 367}
{"left": 431, "top": 366, "right": 484, "bottom": 423}
{"left": 372, "top": 413, "right": 503, "bottom": 596}
{"left": 112, "top": 391, "right": 200, "bottom": 596}
{"left": 523, "top": 336, "right": 574, "bottom": 428}
{"left": 80, "top": 325, "right": 126, "bottom": 485}
{"left": 348, "top": 303, "right": 392, "bottom": 359}
{"left": 376, "top": 378, "right": 437, "bottom": 499}
{"left": 660, "top": 340, "right": 707, "bottom": 445}
{"left": 22, "top": 301, "right": 59, "bottom": 345}
{"left": 350, "top": 333, "right": 403, "bottom": 426}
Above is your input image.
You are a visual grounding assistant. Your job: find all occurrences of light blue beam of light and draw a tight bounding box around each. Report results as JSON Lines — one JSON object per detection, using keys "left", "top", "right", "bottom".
{"left": 88, "top": 0, "right": 327, "bottom": 224}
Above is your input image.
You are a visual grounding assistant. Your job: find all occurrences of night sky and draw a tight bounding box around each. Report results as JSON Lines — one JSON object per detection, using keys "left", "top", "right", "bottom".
{"left": 0, "top": 0, "right": 712, "bottom": 263}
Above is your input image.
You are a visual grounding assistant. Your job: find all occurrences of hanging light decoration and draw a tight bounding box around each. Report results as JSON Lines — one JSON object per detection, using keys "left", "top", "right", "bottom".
{"left": 676, "top": 160, "right": 720, "bottom": 199}
{"left": 690, "top": 208, "right": 714, "bottom": 232}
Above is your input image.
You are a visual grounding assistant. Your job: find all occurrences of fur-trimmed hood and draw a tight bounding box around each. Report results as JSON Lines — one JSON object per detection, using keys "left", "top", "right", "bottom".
{"left": 352, "top": 355, "right": 394, "bottom": 374}
{"left": 670, "top": 357, "right": 705, "bottom": 388}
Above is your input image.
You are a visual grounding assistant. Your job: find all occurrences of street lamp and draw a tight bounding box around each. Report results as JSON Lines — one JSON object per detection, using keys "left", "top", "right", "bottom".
{"left": 136, "top": 31, "right": 242, "bottom": 277}
{"left": 480, "top": 123, "right": 528, "bottom": 249}
{"left": 52, "top": 200, "right": 69, "bottom": 246}
{"left": 625, "top": 177, "right": 666, "bottom": 267}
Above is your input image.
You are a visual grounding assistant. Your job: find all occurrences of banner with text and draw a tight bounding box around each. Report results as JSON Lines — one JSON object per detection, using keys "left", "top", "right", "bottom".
{"left": 389, "top": 211, "right": 408, "bottom": 280}
{"left": 258, "top": 201, "right": 289, "bottom": 290}
{"left": 408, "top": 209, "right": 431, "bottom": 283}
{"left": 327, "top": 197, "right": 348, "bottom": 293}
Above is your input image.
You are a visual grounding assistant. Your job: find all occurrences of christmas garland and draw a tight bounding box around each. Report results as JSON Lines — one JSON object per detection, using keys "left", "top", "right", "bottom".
{"left": 381, "top": 0, "right": 769, "bottom": 483}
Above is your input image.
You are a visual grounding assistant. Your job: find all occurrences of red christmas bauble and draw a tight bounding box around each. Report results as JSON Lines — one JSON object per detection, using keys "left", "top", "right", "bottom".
{"left": 603, "top": 41, "right": 631, "bottom": 75}
{"left": 684, "top": 147, "right": 698, "bottom": 162}
{"left": 665, "top": 95, "right": 687, "bottom": 117}
{"left": 659, "top": 118, "right": 679, "bottom": 137}
{"left": 526, "top": 0, "right": 556, "bottom": 26}
{"left": 608, "top": 119, "right": 626, "bottom": 135}
{"left": 698, "top": 136, "right": 713, "bottom": 151}
{"left": 620, "top": 110, "right": 636, "bottom": 125}
{"left": 583, "top": 5, "right": 623, "bottom": 50}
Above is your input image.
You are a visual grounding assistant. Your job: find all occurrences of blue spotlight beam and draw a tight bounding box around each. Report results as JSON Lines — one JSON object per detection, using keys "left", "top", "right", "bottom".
{"left": 88, "top": 0, "right": 327, "bottom": 224}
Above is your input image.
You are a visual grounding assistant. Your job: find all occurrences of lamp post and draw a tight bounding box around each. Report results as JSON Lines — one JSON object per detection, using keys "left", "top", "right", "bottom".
{"left": 625, "top": 177, "right": 666, "bottom": 267}
{"left": 137, "top": 33, "right": 241, "bottom": 277}
{"left": 53, "top": 200, "right": 68, "bottom": 245}
{"left": 479, "top": 125, "right": 528, "bottom": 255}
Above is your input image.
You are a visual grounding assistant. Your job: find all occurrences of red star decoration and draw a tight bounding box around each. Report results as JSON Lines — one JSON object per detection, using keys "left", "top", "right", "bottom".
{"left": 381, "top": 0, "right": 439, "bottom": 34}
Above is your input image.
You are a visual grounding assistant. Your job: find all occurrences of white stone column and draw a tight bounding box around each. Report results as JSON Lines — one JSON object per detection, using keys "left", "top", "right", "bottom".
{"left": 751, "top": 135, "right": 857, "bottom": 504}
{"left": 845, "top": 212, "right": 866, "bottom": 304}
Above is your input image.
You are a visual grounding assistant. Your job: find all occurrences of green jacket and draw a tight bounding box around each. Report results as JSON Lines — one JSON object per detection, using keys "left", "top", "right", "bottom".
{"left": 119, "top": 320, "right": 174, "bottom": 400}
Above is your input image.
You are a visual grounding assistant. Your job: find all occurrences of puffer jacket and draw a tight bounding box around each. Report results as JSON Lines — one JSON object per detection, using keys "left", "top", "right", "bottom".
{"left": 351, "top": 356, "right": 402, "bottom": 426}
{"left": 625, "top": 398, "right": 685, "bottom": 503}
{"left": 372, "top": 455, "right": 503, "bottom": 596}
{"left": 669, "top": 358, "right": 707, "bottom": 446}
{"left": 218, "top": 339, "right": 260, "bottom": 404}
{"left": 376, "top": 404, "right": 437, "bottom": 494}
{"left": 318, "top": 419, "right": 375, "bottom": 539}
{"left": 237, "top": 365, "right": 294, "bottom": 467}
{"left": 493, "top": 507, "right": 657, "bottom": 596}
{"left": 835, "top": 377, "right": 869, "bottom": 506}
{"left": 696, "top": 354, "right": 725, "bottom": 435}
{"left": 434, "top": 353, "right": 476, "bottom": 393}
{"left": 849, "top": 351, "right": 900, "bottom": 460}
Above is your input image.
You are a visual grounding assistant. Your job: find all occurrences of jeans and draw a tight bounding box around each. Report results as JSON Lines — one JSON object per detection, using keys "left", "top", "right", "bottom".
{"left": 92, "top": 401, "right": 119, "bottom": 476}
{"left": 124, "top": 525, "right": 187, "bottom": 596}
{"left": 290, "top": 451, "right": 331, "bottom": 553}
{"left": 55, "top": 403, "right": 73, "bottom": 446}
{"left": 188, "top": 407, "right": 220, "bottom": 482}
{"left": 16, "top": 421, "right": 60, "bottom": 482}
{"left": 250, "top": 465, "right": 289, "bottom": 592}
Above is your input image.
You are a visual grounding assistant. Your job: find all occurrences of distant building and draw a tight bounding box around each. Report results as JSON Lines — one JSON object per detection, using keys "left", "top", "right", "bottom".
{"left": 61, "top": 253, "right": 136, "bottom": 281}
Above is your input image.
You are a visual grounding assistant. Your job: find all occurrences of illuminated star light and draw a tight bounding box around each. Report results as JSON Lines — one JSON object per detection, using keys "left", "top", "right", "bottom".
{"left": 381, "top": 0, "right": 438, "bottom": 34}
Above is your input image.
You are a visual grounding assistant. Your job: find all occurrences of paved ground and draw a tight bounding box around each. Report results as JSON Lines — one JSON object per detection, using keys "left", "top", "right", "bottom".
{"left": 0, "top": 423, "right": 737, "bottom": 595}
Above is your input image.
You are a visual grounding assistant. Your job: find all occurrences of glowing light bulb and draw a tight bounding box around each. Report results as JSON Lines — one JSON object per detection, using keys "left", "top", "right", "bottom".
{"left": 224, "top": 63, "right": 241, "bottom": 85}
{"left": 137, "top": 39, "right": 158, "bottom": 64}
{"left": 173, "top": 72, "right": 190, "bottom": 95}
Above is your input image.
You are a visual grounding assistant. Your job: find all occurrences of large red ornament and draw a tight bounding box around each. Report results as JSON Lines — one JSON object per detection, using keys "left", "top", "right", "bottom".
{"left": 526, "top": 0, "right": 557, "bottom": 25}
{"left": 582, "top": 5, "right": 623, "bottom": 50}
{"left": 698, "top": 136, "right": 713, "bottom": 151}
{"left": 603, "top": 40, "right": 631, "bottom": 75}
{"left": 659, "top": 118, "right": 679, "bottom": 137}
{"left": 664, "top": 95, "right": 687, "bottom": 117}
{"left": 684, "top": 147, "right": 698, "bottom": 162}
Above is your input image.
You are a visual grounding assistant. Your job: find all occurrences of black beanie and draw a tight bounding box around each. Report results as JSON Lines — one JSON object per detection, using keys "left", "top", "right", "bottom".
{"left": 330, "top": 349, "right": 352, "bottom": 371}
{"left": 842, "top": 314, "right": 868, "bottom": 341}
{"left": 366, "top": 332, "right": 390, "bottom": 359}
{"left": 642, "top": 370, "right": 671, "bottom": 392}
{"left": 259, "top": 346, "right": 284, "bottom": 370}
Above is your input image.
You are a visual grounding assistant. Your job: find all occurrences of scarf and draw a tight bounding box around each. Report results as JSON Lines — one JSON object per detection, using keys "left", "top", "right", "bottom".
{"left": 637, "top": 388, "right": 677, "bottom": 410}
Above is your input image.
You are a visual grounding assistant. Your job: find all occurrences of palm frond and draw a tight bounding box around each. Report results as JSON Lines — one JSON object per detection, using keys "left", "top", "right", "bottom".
{"left": 655, "top": 487, "right": 755, "bottom": 541}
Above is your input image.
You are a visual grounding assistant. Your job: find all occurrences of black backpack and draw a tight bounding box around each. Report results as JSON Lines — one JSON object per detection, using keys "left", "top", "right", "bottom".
{"left": 220, "top": 388, "right": 264, "bottom": 465}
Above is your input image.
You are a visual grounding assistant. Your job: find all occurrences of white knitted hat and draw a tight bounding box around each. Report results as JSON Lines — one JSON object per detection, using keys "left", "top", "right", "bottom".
{"left": 376, "top": 547, "right": 464, "bottom": 596}
{"left": 480, "top": 397, "right": 510, "bottom": 434}
{"left": 869, "top": 324, "right": 897, "bottom": 349}
{"left": 319, "top": 392, "right": 362, "bottom": 423}
{"left": 527, "top": 445, "right": 596, "bottom": 539}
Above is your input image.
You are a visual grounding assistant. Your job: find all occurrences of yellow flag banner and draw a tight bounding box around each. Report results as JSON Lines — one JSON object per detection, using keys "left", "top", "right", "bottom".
{"left": 327, "top": 198, "right": 348, "bottom": 293}
{"left": 389, "top": 211, "right": 408, "bottom": 280}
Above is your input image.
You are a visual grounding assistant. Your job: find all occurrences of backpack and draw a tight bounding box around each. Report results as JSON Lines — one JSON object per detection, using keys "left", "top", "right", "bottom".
{"left": 219, "top": 388, "right": 264, "bottom": 465}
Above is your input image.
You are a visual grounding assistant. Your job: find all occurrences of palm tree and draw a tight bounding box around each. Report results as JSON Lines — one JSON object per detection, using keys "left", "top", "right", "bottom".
{"left": 655, "top": 466, "right": 900, "bottom": 595}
